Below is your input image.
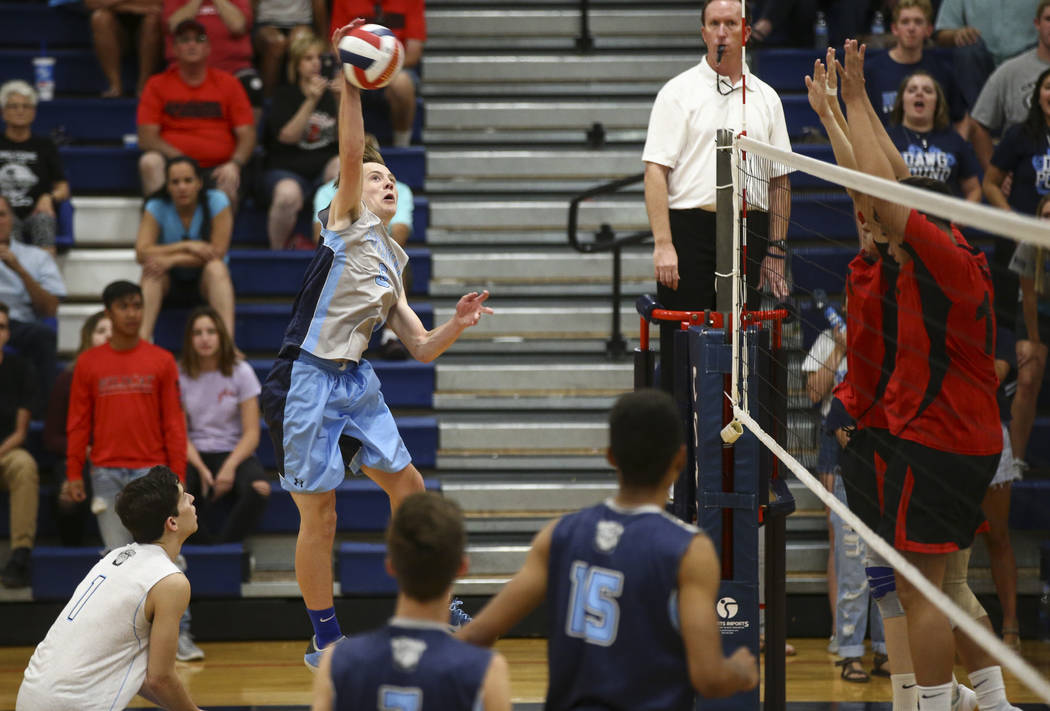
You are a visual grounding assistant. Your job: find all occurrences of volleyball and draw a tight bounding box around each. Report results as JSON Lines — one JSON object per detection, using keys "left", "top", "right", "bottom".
{"left": 337, "top": 24, "right": 404, "bottom": 90}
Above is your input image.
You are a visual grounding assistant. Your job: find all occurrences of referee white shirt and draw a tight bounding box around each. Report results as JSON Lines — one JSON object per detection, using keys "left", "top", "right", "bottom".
{"left": 642, "top": 59, "right": 792, "bottom": 212}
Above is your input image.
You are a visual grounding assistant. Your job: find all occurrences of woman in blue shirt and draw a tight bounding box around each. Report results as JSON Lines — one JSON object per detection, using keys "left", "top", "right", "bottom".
{"left": 135, "top": 156, "right": 237, "bottom": 346}
{"left": 886, "top": 70, "right": 981, "bottom": 201}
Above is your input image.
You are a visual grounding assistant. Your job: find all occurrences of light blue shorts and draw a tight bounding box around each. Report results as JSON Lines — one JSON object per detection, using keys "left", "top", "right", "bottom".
{"left": 262, "top": 351, "right": 411, "bottom": 493}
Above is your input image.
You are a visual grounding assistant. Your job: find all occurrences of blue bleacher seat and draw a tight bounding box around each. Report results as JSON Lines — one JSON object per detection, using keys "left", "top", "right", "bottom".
{"left": 787, "top": 194, "right": 855, "bottom": 241}
{"left": 56, "top": 198, "right": 74, "bottom": 250}
{"left": 1009, "top": 478, "right": 1050, "bottom": 529}
{"left": 0, "top": 4, "right": 91, "bottom": 48}
{"left": 37, "top": 98, "right": 137, "bottom": 142}
{"left": 0, "top": 48, "right": 108, "bottom": 96}
{"left": 338, "top": 542, "right": 396, "bottom": 594}
{"left": 228, "top": 247, "right": 430, "bottom": 297}
{"left": 61, "top": 146, "right": 138, "bottom": 193}
{"left": 30, "top": 543, "right": 244, "bottom": 600}
{"left": 258, "top": 478, "right": 440, "bottom": 535}
{"left": 152, "top": 302, "right": 434, "bottom": 354}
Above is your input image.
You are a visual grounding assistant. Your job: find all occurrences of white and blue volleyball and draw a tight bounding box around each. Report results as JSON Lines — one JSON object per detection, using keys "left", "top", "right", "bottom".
{"left": 337, "top": 24, "right": 404, "bottom": 90}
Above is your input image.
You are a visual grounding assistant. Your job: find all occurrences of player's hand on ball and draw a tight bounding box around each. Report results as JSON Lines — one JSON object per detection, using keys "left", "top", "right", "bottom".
{"left": 456, "top": 290, "right": 494, "bottom": 328}
{"left": 331, "top": 18, "right": 367, "bottom": 53}
{"left": 728, "top": 646, "right": 759, "bottom": 690}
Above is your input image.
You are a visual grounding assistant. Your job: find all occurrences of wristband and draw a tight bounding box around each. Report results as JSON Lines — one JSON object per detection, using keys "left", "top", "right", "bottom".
{"left": 765, "top": 252, "right": 786, "bottom": 260}
{"left": 768, "top": 239, "right": 787, "bottom": 249}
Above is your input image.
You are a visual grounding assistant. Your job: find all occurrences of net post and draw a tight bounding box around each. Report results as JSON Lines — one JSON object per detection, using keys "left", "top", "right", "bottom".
{"left": 716, "top": 129, "right": 735, "bottom": 316}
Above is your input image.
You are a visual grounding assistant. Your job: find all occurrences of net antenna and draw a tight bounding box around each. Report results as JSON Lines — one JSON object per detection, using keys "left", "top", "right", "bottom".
{"left": 733, "top": 134, "right": 1050, "bottom": 705}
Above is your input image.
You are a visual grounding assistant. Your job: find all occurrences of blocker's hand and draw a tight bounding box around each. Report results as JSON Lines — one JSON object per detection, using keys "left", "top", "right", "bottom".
{"left": 455, "top": 290, "right": 494, "bottom": 328}
{"left": 837, "top": 39, "right": 866, "bottom": 104}
{"left": 805, "top": 58, "right": 829, "bottom": 118}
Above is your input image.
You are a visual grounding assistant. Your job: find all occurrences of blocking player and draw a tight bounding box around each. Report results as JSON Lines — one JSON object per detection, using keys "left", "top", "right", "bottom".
{"left": 841, "top": 41, "right": 1010, "bottom": 711}
{"left": 457, "top": 389, "right": 758, "bottom": 710}
{"left": 16, "top": 466, "right": 202, "bottom": 711}
{"left": 259, "top": 19, "right": 493, "bottom": 670}
{"left": 311, "top": 492, "right": 511, "bottom": 711}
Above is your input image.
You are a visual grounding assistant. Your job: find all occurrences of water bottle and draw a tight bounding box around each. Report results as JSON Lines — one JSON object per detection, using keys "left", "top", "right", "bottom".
{"left": 32, "top": 42, "right": 55, "bottom": 102}
{"left": 870, "top": 11, "right": 886, "bottom": 36}
{"left": 814, "top": 11, "right": 829, "bottom": 50}
{"left": 814, "top": 289, "right": 845, "bottom": 333}
{"left": 1039, "top": 582, "right": 1050, "bottom": 642}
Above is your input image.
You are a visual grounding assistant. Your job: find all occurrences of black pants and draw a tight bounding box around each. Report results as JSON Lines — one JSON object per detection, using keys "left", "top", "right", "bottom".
{"left": 657, "top": 209, "right": 770, "bottom": 392}
{"left": 9, "top": 318, "right": 56, "bottom": 416}
{"left": 186, "top": 452, "right": 270, "bottom": 543}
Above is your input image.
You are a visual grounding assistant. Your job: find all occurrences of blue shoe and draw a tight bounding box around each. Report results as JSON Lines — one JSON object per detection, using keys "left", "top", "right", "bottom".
{"left": 304, "top": 634, "right": 345, "bottom": 671}
{"left": 448, "top": 598, "right": 472, "bottom": 631}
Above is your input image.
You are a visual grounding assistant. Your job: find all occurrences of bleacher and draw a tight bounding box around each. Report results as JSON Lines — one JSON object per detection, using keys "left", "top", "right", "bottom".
{"left": 1, "top": 1, "right": 1047, "bottom": 638}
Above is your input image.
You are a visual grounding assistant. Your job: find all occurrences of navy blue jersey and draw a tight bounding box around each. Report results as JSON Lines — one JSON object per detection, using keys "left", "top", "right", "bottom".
{"left": 545, "top": 501, "right": 700, "bottom": 711}
{"left": 887, "top": 124, "right": 979, "bottom": 198}
{"left": 863, "top": 49, "right": 966, "bottom": 124}
{"left": 329, "top": 619, "right": 492, "bottom": 711}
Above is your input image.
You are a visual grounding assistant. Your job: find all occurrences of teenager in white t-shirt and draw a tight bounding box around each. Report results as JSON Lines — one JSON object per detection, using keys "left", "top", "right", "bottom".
{"left": 17, "top": 466, "right": 202, "bottom": 711}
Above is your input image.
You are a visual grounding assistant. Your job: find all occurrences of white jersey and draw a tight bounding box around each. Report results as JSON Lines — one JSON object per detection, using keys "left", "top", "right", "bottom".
{"left": 17, "top": 544, "right": 182, "bottom": 711}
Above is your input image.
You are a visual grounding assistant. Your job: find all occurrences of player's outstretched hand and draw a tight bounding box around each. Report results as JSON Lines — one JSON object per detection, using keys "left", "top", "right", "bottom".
{"left": 455, "top": 290, "right": 494, "bottom": 328}
{"left": 805, "top": 58, "right": 829, "bottom": 118}
{"left": 727, "top": 646, "right": 759, "bottom": 691}
{"left": 838, "top": 39, "right": 866, "bottom": 104}
{"left": 331, "top": 18, "right": 367, "bottom": 54}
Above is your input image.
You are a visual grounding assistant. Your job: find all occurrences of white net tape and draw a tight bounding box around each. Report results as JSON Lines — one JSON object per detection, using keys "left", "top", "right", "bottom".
{"left": 733, "top": 135, "right": 1050, "bottom": 704}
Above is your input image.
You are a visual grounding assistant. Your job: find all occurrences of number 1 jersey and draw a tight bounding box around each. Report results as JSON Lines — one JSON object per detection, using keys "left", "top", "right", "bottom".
{"left": 545, "top": 501, "right": 700, "bottom": 711}
{"left": 17, "top": 544, "right": 182, "bottom": 711}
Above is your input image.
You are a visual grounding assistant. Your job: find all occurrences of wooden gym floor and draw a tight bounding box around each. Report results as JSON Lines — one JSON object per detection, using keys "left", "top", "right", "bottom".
{"left": 2, "top": 638, "right": 1049, "bottom": 709}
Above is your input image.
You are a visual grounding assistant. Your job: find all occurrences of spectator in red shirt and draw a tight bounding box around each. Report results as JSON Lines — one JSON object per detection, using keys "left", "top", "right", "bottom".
{"left": 64, "top": 280, "right": 187, "bottom": 551}
{"left": 163, "top": 0, "right": 263, "bottom": 112}
{"left": 329, "top": 0, "right": 425, "bottom": 146}
{"left": 86, "top": 0, "right": 164, "bottom": 98}
{"left": 137, "top": 19, "right": 255, "bottom": 208}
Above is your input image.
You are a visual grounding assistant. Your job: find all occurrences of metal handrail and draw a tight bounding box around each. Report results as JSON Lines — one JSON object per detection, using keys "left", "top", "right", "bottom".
{"left": 566, "top": 172, "right": 653, "bottom": 357}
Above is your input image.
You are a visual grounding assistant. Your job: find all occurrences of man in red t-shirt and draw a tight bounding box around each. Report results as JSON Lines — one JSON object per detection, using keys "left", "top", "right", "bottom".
{"left": 163, "top": 0, "right": 262, "bottom": 108}
{"left": 64, "top": 281, "right": 187, "bottom": 547}
{"left": 137, "top": 19, "right": 255, "bottom": 207}
{"left": 330, "top": 0, "right": 425, "bottom": 146}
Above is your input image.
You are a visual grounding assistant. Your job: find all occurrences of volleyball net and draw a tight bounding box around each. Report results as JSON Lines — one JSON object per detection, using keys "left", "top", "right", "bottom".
{"left": 728, "top": 133, "right": 1050, "bottom": 704}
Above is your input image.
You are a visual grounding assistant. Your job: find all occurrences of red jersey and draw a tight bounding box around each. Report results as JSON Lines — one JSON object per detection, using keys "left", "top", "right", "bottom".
{"left": 841, "top": 245, "right": 898, "bottom": 429}
{"left": 330, "top": 0, "right": 426, "bottom": 45}
{"left": 137, "top": 65, "right": 253, "bottom": 168}
{"left": 163, "top": 0, "right": 254, "bottom": 74}
{"left": 884, "top": 210, "right": 1001, "bottom": 455}
{"left": 66, "top": 341, "right": 187, "bottom": 482}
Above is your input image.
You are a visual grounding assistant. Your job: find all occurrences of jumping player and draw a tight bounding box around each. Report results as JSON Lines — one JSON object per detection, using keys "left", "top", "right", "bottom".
{"left": 17, "top": 466, "right": 202, "bottom": 711}
{"left": 260, "top": 19, "right": 493, "bottom": 670}
{"left": 841, "top": 41, "right": 1012, "bottom": 711}
{"left": 457, "top": 389, "right": 758, "bottom": 710}
{"left": 311, "top": 492, "right": 511, "bottom": 711}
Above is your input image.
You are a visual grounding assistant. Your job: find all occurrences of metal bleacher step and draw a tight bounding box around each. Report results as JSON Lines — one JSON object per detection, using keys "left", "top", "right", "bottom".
{"left": 441, "top": 474, "right": 617, "bottom": 513}
{"left": 433, "top": 299, "right": 641, "bottom": 341}
{"left": 425, "top": 103, "right": 651, "bottom": 133}
{"left": 431, "top": 199, "right": 646, "bottom": 231}
{"left": 439, "top": 412, "right": 606, "bottom": 451}
{"left": 434, "top": 358, "right": 632, "bottom": 409}
{"left": 423, "top": 54, "right": 696, "bottom": 86}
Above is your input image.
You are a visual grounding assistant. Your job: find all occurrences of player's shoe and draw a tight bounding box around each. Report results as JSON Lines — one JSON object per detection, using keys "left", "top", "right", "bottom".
{"left": 951, "top": 682, "right": 977, "bottom": 711}
{"left": 304, "top": 635, "right": 346, "bottom": 671}
{"left": 176, "top": 630, "right": 205, "bottom": 662}
{"left": 448, "top": 598, "right": 472, "bottom": 631}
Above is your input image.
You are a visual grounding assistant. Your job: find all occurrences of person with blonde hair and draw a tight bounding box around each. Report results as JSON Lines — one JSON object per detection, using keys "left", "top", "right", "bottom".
{"left": 262, "top": 31, "right": 340, "bottom": 249}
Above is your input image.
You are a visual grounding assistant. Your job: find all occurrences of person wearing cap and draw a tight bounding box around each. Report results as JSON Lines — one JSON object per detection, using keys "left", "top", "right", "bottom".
{"left": 163, "top": 0, "right": 264, "bottom": 116}
{"left": 137, "top": 19, "right": 255, "bottom": 209}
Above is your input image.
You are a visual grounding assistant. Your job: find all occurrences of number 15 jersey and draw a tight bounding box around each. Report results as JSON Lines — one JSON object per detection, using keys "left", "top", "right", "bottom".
{"left": 545, "top": 500, "right": 700, "bottom": 711}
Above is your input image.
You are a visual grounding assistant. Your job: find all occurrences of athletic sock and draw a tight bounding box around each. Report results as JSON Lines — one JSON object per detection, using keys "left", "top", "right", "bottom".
{"left": 392, "top": 130, "right": 411, "bottom": 147}
{"left": 891, "top": 673, "right": 919, "bottom": 711}
{"left": 968, "top": 666, "right": 1014, "bottom": 711}
{"left": 917, "top": 682, "right": 953, "bottom": 711}
{"left": 307, "top": 606, "right": 342, "bottom": 649}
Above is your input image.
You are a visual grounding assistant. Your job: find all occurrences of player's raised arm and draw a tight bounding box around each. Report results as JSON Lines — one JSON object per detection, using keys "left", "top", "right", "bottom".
{"left": 329, "top": 19, "right": 368, "bottom": 227}
{"left": 678, "top": 534, "right": 759, "bottom": 698}
{"left": 387, "top": 288, "right": 494, "bottom": 363}
{"left": 457, "top": 519, "right": 556, "bottom": 647}
{"left": 140, "top": 573, "right": 201, "bottom": 711}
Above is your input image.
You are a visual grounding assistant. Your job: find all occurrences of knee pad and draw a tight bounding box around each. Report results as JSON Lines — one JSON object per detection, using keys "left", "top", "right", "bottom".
{"left": 865, "top": 564, "right": 906, "bottom": 619}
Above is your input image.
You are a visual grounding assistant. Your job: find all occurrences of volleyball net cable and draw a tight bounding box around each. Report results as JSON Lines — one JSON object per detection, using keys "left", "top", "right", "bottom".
{"left": 727, "top": 134, "right": 1050, "bottom": 704}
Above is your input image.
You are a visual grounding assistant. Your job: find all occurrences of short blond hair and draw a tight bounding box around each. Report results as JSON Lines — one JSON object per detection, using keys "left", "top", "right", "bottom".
{"left": 893, "top": 0, "right": 933, "bottom": 24}
{"left": 0, "top": 80, "right": 36, "bottom": 108}
{"left": 363, "top": 133, "right": 385, "bottom": 166}
{"left": 286, "top": 32, "right": 327, "bottom": 84}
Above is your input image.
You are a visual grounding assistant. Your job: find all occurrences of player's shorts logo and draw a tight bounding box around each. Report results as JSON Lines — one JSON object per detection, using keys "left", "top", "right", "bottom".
{"left": 716, "top": 596, "right": 739, "bottom": 620}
